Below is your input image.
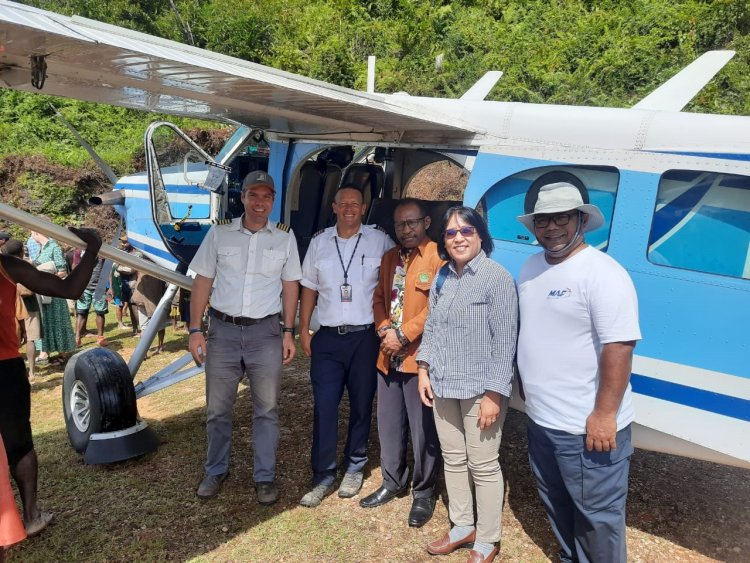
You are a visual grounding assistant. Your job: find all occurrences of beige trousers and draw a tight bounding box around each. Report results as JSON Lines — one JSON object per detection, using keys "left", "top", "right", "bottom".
{"left": 433, "top": 394, "right": 509, "bottom": 544}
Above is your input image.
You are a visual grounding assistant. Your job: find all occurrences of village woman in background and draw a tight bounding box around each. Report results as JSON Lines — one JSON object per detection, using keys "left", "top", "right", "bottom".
{"left": 417, "top": 206, "right": 518, "bottom": 563}
{"left": 30, "top": 229, "right": 76, "bottom": 365}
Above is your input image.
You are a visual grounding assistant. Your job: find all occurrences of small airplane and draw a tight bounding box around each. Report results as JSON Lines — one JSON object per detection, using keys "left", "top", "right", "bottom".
{"left": 0, "top": 1, "right": 747, "bottom": 469}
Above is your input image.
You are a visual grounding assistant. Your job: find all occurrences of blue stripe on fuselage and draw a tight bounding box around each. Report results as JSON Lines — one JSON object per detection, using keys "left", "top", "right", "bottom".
{"left": 651, "top": 150, "right": 750, "bottom": 162}
{"left": 631, "top": 373, "right": 750, "bottom": 422}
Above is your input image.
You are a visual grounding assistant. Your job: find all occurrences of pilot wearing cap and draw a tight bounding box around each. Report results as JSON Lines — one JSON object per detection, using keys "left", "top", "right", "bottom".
{"left": 298, "top": 185, "right": 394, "bottom": 507}
{"left": 188, "top": 169, "right": 301, "bottom": 506}
{"left": 515, "top": 172, "right": 641, "bottom": 563}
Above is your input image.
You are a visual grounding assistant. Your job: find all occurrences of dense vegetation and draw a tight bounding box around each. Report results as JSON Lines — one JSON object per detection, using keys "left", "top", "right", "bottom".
{"left": 0, "top": 0, "right": 748, "bottom": 228}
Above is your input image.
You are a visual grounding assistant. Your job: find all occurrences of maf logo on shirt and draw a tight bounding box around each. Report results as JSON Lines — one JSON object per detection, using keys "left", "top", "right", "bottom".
{"left": 547, "top": 288, "right": 572, "bottom": 299}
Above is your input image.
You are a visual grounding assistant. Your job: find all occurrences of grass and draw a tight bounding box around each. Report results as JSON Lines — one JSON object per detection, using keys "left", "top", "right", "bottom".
{"left": 6, "top": 311, "right": 750, "bottom": 562}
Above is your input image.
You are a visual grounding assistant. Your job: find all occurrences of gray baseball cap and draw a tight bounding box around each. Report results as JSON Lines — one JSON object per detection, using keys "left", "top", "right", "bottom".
{"left": 241, "top": 170, "right": 275, "bottom": 193}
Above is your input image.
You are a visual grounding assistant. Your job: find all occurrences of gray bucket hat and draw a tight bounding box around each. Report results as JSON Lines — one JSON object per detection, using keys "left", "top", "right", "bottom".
{"left": 517, "top": 175, "right": 604, "bottom": 234}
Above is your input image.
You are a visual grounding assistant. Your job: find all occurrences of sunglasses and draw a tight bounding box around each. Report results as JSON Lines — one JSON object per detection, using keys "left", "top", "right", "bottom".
{"left": 532, "top": 212, "right": 577, "bottom": 228}
{"left": 444, "top": 226, "right": 477, "bottom": 239}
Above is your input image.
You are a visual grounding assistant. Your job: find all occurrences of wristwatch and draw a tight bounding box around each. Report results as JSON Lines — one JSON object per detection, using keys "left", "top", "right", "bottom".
{"left": 188, "top": 327, "right": 203, "bottom": 336}
{"left": 282, "top": 327, "right": 296, "bottom": 336}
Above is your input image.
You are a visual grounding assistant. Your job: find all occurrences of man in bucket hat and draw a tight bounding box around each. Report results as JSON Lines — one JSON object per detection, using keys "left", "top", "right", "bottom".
{"left": 515, "top": 171, "right": 641, "bottom": 563}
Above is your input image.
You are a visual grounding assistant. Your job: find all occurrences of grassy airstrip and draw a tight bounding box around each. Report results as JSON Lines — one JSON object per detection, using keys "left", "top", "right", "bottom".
{"left": 9, "top": 312, "right": 750, "bottom": 562}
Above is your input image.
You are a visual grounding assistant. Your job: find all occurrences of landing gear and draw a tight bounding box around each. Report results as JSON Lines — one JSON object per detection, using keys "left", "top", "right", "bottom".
{"left": 62, "top": 348, "right": 158, "bottom": 463}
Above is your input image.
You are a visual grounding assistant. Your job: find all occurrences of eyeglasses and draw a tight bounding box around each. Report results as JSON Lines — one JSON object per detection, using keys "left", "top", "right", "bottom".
{"left": 394, "top": 217, "right": 425, "bottom": 231}
{"left": 444, "top": 226, "right": 477, "bottom": 239}
{"left": 532, "top": 212, "right": 577, "bottom": 228}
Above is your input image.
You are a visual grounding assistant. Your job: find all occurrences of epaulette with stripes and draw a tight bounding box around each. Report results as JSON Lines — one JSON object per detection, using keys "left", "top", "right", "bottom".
{"left": 312, "top": 229, "right": 325, "bottom": 238}
{"left": 276, "top": 222, "right": 290, "bottom": 233}
{"left": 216, "top": 219, "right": 232, "bottom": 225}
{"left": 375, "top": 225, "right": 388, "bottom": 234}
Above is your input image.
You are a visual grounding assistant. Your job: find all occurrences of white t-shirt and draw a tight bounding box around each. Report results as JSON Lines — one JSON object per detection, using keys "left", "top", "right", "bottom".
{"left": 517, "top": 246, "right": 641, "bottom": 434}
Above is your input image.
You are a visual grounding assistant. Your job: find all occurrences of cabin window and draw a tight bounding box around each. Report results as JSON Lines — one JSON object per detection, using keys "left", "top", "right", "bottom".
{"left": 648, "top": 170, "right": 750, "bottom": 279}
{"left": 484, "top": 165, "right": 619, "bottom": 251}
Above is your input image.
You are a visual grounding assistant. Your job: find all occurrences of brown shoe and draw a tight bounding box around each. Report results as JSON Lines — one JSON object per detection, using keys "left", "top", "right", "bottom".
{"left": 466, "top": 546, "right": 499, "bottom": 563}
{"left": 426, "top": 529, "right": 476, "bottom": 555}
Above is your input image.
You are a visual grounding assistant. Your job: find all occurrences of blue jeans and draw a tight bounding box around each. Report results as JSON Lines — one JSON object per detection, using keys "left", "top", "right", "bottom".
{"left": 527, "top": 419, "right": 633, "bottom": 563}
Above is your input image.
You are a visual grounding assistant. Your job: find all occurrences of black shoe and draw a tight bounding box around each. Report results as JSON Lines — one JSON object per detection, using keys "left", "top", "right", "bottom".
{"left": 359, "top": 485, "right": 408, "bottom": 508}
{"left": 408, "top": 496, "right": 436, "bottom": 527}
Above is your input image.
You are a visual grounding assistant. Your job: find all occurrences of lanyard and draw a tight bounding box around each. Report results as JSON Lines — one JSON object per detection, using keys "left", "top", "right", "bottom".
{"left": 334, "top": 233, "right": 362, "bottom": 284}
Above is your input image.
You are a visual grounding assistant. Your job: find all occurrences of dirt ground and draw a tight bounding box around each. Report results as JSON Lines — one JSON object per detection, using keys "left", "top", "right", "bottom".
{"left": 10, "top": 327, "right": 750, "bottom": 562}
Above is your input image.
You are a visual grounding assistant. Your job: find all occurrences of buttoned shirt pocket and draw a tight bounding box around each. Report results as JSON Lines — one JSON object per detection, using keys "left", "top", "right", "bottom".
{"left": 414, "top": 278, "right": 432, "bottom": 295}
{"left": 262, "top": 249, "right": 286, "bottom": 277}
{"left": 217, "top": 246, "right": 242, "bottom": 274}
{"left": 360, "top": 257, "right": 381, "bottom": 282}
{"left": 315, "top": 259, "right": 338, "bottom": 286}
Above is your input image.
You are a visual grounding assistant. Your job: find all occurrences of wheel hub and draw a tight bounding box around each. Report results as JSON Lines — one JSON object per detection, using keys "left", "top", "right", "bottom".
{"left": 70, "top": 380, "right": 91, "bottom": 433}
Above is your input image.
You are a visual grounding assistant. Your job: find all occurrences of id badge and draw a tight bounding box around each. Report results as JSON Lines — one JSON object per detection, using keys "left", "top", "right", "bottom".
{"left": 340, "top": 283, "right": 352, "bottom": 302}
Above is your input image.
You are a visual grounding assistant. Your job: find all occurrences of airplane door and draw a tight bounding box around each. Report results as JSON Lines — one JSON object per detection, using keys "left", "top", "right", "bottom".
{"left": 144, "top": 122, "right": 226, "bottom": 269}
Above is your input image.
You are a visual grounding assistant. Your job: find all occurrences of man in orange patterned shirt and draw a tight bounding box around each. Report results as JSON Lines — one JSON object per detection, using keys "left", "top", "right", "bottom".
{"left": 362, "top": 199, "right": 444, "bottom": 528}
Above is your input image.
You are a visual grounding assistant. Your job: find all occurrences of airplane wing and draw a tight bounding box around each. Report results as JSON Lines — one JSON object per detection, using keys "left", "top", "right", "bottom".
{"left": 0, "top": 1, "right": 477, "bottom": 144}
{"left": 632, "top": 50, "right": 735, "bottom": 112}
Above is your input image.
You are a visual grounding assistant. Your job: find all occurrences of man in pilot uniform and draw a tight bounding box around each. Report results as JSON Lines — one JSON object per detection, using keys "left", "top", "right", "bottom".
{"left": 298, "top": 186, "right": 394, "bottom": 507}
{"left": 188, "top": 170, "right": 301, "bottom": 506}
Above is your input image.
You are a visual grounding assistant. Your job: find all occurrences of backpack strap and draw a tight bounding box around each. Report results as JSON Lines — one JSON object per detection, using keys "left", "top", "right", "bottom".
{"left": 434, "top": 263, "right": 450, "bottom": 296}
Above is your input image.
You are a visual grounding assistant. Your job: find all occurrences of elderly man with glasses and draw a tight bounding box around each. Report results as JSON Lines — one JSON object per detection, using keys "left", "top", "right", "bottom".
{"left": 359, "top": 198, "right": 444, "bottom": 527}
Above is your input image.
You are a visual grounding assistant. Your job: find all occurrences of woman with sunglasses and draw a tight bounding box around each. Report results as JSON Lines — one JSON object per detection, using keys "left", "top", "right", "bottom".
{"left": 417, "top": 206, "right": 518, "bottom": 563}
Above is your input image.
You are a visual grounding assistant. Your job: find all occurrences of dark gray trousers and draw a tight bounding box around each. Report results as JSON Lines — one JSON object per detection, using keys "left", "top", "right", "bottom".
{"left": 527, "top": 419, "right": 633, "bottom": 563}
{"left": 204, "top": 315, "right": 282, "bottom": 482}
{"left": 377, "top": 369, "right": 440, "bottom": 498}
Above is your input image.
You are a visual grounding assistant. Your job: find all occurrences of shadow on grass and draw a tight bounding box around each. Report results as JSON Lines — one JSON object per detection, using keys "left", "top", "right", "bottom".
{"left": 504, "top": 409, "right": 750, "bottom": 562}
{"left": 13, "top": 340, "right": 750, "bottom": 562}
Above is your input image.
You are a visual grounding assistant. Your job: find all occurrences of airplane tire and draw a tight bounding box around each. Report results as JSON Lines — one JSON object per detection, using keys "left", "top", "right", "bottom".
{"left": 62, "top": 348, "right": 138, "bottom": 454}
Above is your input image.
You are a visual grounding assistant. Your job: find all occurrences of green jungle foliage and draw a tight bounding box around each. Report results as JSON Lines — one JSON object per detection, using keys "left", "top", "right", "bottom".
{"left": 0, "top": 0, "right": 748, "bottom": 223}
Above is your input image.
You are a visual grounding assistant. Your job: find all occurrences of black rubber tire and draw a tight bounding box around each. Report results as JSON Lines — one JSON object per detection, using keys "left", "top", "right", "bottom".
{"left": 62, "top": 348, "right": 138, "bottom": 454}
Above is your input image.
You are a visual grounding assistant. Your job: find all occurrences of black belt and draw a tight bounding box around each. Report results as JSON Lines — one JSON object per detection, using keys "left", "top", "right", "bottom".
{"left": 320, "top": 324, "right": 373, "bottom": 335}
{"left": 209, "top": 308, "right": 277, "bottom": 326}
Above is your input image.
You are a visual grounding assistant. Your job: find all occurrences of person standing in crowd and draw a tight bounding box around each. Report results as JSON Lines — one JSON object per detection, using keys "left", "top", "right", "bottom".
{"left": 2, "top": 240, "right": 41, "bottom": 379}
{"left": 74, "top": 246, "right": 108, "bottom": 348}
{"left": 0, "top": 227, "right": 101, "bottom": 538}
{"left": 298, "top": 186, "right": 394, "bottom": 507}
{"left": 188, "top": 171, "right": 301, "bottom": 506}
{"left": 361, "top": 198, "right": 443, "bottom": 528}
{"left": 0, "top": 233, "right": 9, "bottom": 252}
{"left": 418, "top": 206, "right": 517, "bottom": 563}
{"left": 114, "top": 237, "right": 141, "bottom": 335}
{"left": 25, "top": 235, "right": 40, "bottom": 263}
{"left": 131, "top": 266, "right": 167, "bottom": 354}
{"left": 516, "top": 175, "right": 641, "bottom": 563}
{"left": 30, "top": 230, "right": 76, "bottom": 366}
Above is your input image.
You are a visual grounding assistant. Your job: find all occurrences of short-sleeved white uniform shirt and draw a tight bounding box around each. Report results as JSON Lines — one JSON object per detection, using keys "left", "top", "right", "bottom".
{"left": 301, "top": 224, "right": 394, "bottom": 326}
{"left": 517, "top": 246, "right": 641, "bottom": 435}
{"left": 189, "top": 218, "right": 302, "bottom": 318}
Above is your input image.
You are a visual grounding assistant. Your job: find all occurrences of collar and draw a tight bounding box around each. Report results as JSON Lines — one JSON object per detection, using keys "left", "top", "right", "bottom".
{"left": 230, "top": 215, "right": 272, "bottom": 234}
{"left": 449, "top": 250, "right": 486, "bottom": 275}
{"left": 330, "top": 224, "right": 364, "bottom": 239}
{"left": 399, "top": 237, "right": 430, "bottom": 257}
